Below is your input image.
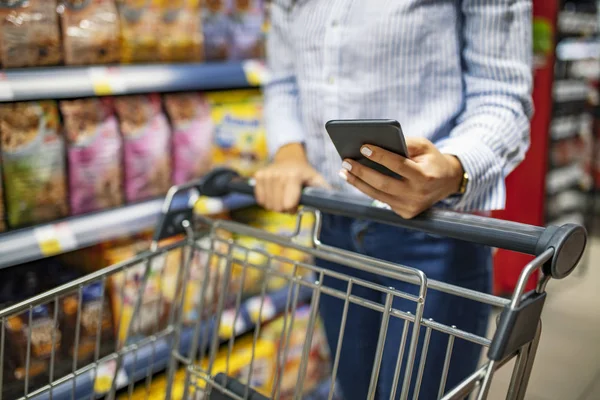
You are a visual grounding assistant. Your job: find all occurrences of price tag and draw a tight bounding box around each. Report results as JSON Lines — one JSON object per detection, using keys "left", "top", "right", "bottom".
{"left": 0, "top": 73, "right": 14, "bottom": 101}
{"left": 242, "top": 60, "right": 270, "bottom": 86}
{"left": 89, "top": 67, "right": 127, "bottom": 96}
{"left": 34, "top": 223, "right": 77, "bottom": 257}
{"left": 246, "top": 297, "right": 275, "bottom": 324}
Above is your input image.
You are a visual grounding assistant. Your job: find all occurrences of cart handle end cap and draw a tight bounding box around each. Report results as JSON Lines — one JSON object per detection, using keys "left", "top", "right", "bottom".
{"left": 200, "top": 168, "right": 241, "bottom": 197}
{"left": 538, "top": 224, "right": 587, "bottom": 280}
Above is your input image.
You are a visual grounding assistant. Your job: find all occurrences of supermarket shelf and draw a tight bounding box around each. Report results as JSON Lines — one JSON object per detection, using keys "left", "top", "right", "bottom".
{"left": 0, "top": 60, "right": 267, "bottom": 102}
{"left": 29, "top": 285, "right": 313, "bottom": 400}
{"left": 0, "top": 192, "right": 255, "bottom": 269}
{"left": 556, "top": 39, "right": 600, "bottom": 61}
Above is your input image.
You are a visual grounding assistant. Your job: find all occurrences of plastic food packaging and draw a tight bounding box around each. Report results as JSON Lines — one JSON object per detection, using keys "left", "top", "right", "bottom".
{"left": 164, "top": 92, "right": 214, "bottom": 185}
{"left": 229, "top": 0, "right": 265, "bottom": 60}
{"left": 202, "top": 0, "right": 231, "bottom": 61}
{"left": 117, "top": 0, "right": 161, "bottom": 63}
{"left": 0, "top": 101, "right": 69, "bottom": 227}
{"left": 0, "top": 0, "right": 63, "bottom": 68}
{"left": 157, "top": 0, "right": 203, "bottom": 62}
{"left": 61, "top": 97, "right": 124, "bottom": 215}
{"left": 60, "top": 0, "right": 121, "bottom": 65}
{"left": 114, "top": 94, "right": 171, "bottom": 202}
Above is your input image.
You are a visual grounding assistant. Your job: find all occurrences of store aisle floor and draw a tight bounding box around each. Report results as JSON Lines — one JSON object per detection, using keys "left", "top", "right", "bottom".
{"left": 487, "top": 238, "right": 600, "bottom": 400}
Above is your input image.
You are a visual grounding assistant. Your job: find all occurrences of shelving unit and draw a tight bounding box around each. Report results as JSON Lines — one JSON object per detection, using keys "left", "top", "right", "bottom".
{"left": 0, "top": 60, "right": 267, "bottom": 102}
{"left": 0, "top": 192, "right": 255, "bottom": 270}
{"left": 26, "top": 285, "right": 312, "bottom": 400}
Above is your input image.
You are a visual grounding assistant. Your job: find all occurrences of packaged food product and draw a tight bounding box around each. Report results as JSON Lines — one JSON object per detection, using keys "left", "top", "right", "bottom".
{"left": 0, "top": 0, "right": 62, "bottom": 68}
{"left": 117, "top": 0, "right": 161, "bottom": 63}
{"left": 229, "top": 0, "right": 264, "bottom": 60}
{"left": 208, "top": 90, "right": 268, "bottom": 177}
{"left": 60, "top": 0, "right": 121, "bottom": 65}
{"left": 164, "top": 93, "right": 214, "bottom": 185}
{"left": 157, "top": 0, "right": 203, "bottom": 62}
{"left": 115, "top": 94, "right": 172, "bottom": 202}
{"left": 61, "top": 98, "right": 124, "bottom": 215}
{"left": 202, "top": 0, "right": 231, "bottom": 61}
{"left": 0, "top": 101, "right": 68, "bottom": 227}
{"left": 102, "top": 238, "right": 171, "bottom": 345}
{"left": 1, "top": 267, "right": 61, "bottom": 395}
{"left": 231, "top": 206, "right": 315, "bottom": 291}
{"left": 262, "top": 306, "right": 331, "bottom": 399}
{"left": 60, "top": 281, "right": 115, "bottom": 365}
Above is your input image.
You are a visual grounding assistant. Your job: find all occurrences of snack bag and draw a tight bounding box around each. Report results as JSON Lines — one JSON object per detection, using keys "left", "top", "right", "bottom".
{"left": 103, "top": 238, "right": 171, "bottom": 345}
{"left": 262, "top": 306, "right": 331, "bottom": 399}
{"left": 229, "top": 0, "right": 264, "bottom": 60}
{"left": 157, "top": 0, "right": 203, "bottom": 62}
{"left": 61, "top": 98, "right": 123, "bottom": 215}
{"left": 208, "top": 90, "right": 268, "bottom": 177}
{"left": 115, "top": 94, "right": 171, "bottom": 202}
{"left": 164, "top": 92, "right": 214, "bottom": 185}
{"left": 61, "top": 281, "right": 114, "bottom": 365}
{"left": 0, "top": 0, "right": 62, "bottom": 68}
{"left": 0, "top": 101, "right": 68, "bottom": 227}
{"left": 60, "top": 0, "right": 121, "bottom": 65}
{"left": 117, "top": 0, "right": 161, "bottom": 63}
{"left": 202, "top": 0, "right": 231, "bottom": 61}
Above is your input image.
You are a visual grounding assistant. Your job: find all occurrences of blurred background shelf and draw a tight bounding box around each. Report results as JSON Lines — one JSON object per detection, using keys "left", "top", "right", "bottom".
{"left": 0, "top": 193, "right": 255, "bottom": 270}
{"left": 27, "top": 285, "right": 313, "bottom": 400}
{"left": 0, "top": 61, "right": 267, "bottom": 102}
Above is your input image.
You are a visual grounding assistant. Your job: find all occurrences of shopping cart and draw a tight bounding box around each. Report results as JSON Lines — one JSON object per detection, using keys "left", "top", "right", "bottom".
{"left": 0, "top": 168, "right": 587, "bottom": 400}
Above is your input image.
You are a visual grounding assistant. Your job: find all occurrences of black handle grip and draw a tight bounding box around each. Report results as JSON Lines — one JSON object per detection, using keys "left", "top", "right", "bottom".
{"left": 200, "top": 168, "right": 587, "bottom": 280}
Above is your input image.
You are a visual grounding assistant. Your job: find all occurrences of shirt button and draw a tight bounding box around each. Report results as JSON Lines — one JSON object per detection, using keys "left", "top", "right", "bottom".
{"left": 328, "top": 76, "right": 335, "bottom": 84}
{"left": 331, "top": 20, "right": 339, "bottom": 28}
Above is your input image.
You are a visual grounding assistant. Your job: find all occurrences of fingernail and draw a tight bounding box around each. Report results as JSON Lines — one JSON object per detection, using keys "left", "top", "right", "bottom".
{"left": 341, "top": 161, "right": 352, "bottom": 171}
{"left": 361, "top": 146, "right": 372, "bottom": 157}
{"left": 338, "top": 169, "right": 348, "bottom": 181}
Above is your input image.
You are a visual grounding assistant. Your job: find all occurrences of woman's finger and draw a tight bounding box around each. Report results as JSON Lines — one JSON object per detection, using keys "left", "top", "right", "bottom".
{"left": 340, "top": 168, "right": 400, "bottom": 206}
{"left": 342, "top": 159, "right": 407, "bottom": 196}
{"left": 360, "top": 145, "right": 422, "bottom": 180}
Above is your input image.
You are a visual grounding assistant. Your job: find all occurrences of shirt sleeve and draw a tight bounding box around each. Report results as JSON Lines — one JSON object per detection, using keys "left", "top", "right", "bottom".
{"left": 262, "top": 3, "right": 305, "bottom": 158}
{"left": 436, "top": 0, "right": 534, "bottom": 211}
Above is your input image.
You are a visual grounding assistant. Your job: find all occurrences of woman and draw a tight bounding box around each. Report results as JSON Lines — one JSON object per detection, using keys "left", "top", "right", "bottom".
{"left": 255, "top": 1, "right": 533, "bottom": 399}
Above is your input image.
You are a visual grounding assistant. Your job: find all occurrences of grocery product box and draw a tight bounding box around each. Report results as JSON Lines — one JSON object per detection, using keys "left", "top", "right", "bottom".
{"left": 60, "top": 0, "right": 121, "bottom": 65}
{"left": 61, "top": 97, "right": 124, "bottom": 215}
{"left": 202, "top": 0, "right": 232, "bottom": 61}
{"left": 117, "top": 0, "right": 161, "bottom": 63}
{"left": 0, "top": 0, "right": 63, "bottom": 68}
{"left": 207, "top": 90, "right": 268, "bottom": 178}
{"left": 0, "top": 101, "right": 69, "bottom": 227}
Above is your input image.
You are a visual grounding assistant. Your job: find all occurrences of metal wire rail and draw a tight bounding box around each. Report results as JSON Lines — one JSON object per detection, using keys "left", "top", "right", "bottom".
{"left": 0, "top": 168, "right": 587, "bottom": 400}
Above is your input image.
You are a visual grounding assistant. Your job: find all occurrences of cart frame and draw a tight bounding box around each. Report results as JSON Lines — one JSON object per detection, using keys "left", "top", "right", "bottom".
{"left": 0, "top": 168, "right": 587, "bottom": 400}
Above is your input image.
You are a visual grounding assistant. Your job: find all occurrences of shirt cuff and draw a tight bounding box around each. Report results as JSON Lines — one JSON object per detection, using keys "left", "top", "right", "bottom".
{"left": 437, "top": 136, "right": 506, "bottom": 211}
{"left": 264, "top": 111, "right": 306, "bottom": 158}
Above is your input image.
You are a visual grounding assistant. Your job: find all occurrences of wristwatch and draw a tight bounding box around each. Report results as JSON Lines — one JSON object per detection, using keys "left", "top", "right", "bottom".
{"left": 457, "top": 171, "right": 469, "bottom": 195}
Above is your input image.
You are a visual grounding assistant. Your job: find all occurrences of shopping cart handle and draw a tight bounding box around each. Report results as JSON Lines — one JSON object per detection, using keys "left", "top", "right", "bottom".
{"left": 199, "top": 168, "right": 587, "bottom": 280}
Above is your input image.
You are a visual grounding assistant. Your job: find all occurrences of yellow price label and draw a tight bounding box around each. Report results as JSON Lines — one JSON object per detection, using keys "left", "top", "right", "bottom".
{"left": 242, "top": 60, "right": 269, "bottom": 86}
{"left": 34, "top": 223, "right": 77, "bottom": 257}
{"left": 89, "top": 67, "right": 127, "bottom": 96}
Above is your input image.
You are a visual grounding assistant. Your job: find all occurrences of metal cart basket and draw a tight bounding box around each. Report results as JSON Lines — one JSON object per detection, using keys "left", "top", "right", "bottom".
{"left": 0, "top": 168, "right": 587, "bottom": 400}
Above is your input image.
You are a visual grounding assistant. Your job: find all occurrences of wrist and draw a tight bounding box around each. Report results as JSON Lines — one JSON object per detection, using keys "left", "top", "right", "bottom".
{"left": 444, "top": 154, "right": 465, "bottom": 194}
{"left": 274, "top": 143, "right": 309, "bottom": 165}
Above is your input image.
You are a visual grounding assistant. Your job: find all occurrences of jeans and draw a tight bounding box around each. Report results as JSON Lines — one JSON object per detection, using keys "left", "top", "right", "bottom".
{"left": 316, "top": 214, "right": 492, "bottom": 400}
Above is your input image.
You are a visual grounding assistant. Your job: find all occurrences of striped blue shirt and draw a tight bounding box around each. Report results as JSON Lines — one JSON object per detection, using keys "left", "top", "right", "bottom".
{"left": 263, "top": 0, "right": 533, "bottom": 211}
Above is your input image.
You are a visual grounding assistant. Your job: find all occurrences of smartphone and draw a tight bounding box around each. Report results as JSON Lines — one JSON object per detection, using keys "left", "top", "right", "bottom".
{"left": 325, "top": 119, "right": 409, "bottom": 179}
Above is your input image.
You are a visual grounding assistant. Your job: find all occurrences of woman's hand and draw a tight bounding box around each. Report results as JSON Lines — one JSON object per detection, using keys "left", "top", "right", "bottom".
{"left": 339, "top": 137, "right": 464, "bottom": 219}
{"left": 255, "top": 143, "right": 329, "bottom": 213}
